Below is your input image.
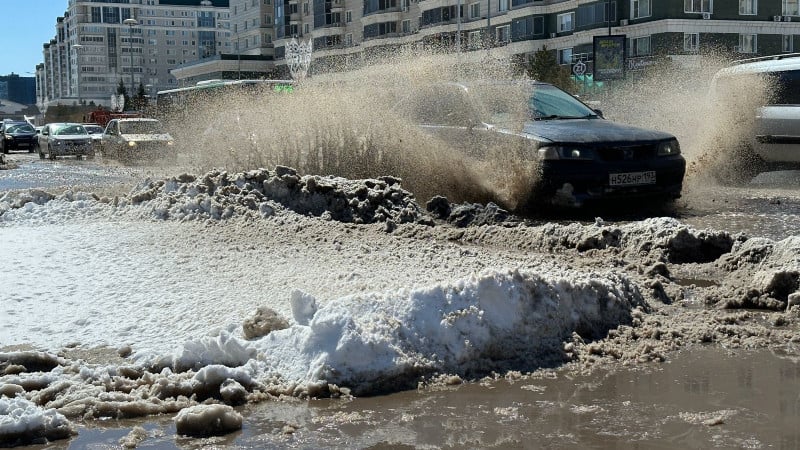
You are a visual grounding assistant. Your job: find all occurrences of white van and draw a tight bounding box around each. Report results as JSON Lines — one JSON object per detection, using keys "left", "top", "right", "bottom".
{"left": 710, "top": 54, "right": 800, "bottom": 176}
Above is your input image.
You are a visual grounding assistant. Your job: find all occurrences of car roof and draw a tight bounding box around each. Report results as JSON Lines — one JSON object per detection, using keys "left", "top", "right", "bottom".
{"left": 116, "top": 118, "right": 159, "bottom": 122}
{"left": 714, "top": 53, "right": 800, "bottom": 77}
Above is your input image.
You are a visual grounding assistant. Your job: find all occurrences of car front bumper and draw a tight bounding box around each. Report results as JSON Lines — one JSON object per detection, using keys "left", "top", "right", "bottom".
{"left": 536, "top": 156, "right": 686, "bottom": 207}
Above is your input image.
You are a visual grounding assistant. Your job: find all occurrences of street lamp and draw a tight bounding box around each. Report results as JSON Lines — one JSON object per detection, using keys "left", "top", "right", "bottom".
{"left": 123, "top": 18, "right": 138, "bottom": 102}
{"left": 72, "top": 44, "right": 83, "bottom": 106}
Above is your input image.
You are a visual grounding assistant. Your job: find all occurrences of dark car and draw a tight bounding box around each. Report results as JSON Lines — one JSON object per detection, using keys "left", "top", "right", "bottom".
{"left": 1, "top": 120, "right": 38, "bottom": 154}
{"left": 396, "top": 81, "right": 685, "bottom": 208}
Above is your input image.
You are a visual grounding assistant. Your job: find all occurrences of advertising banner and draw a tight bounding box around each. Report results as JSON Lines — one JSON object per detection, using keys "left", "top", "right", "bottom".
{"left": 593, "top": 35, "right": 626, "bottom": 81}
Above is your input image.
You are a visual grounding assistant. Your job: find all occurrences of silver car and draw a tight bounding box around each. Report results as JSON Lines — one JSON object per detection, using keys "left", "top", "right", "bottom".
{"left": 710, "top": 54, "right": 800, "bottom": 181}
{"left": 38, "top": 123, "right": 93, "bottom": 160}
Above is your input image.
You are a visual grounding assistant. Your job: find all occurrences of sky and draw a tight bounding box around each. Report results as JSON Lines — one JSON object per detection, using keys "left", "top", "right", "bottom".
{"left": 0, "top": 0, "right": 70, "bottom": 76}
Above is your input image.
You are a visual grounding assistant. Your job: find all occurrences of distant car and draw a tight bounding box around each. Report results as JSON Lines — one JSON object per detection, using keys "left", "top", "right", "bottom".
{"left": 710, "top": 54, "right": 800, "bottom": 181}
{"left": 100, "top": 118, "right": 175, "bottom": 162}
{"left": 0, "top": 120, "right": 38, "bottom": 154}
{"left": 83, "top": 123, "right": 104, "bottom": 151}
{"left": 37, "top": 123, "right": 93, "bottom": 160}
{"left": 396, "top": 81, "right": 685, "bottom": 208}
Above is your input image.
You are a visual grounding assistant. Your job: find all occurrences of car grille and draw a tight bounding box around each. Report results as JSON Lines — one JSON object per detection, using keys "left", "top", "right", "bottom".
{"left": 597, "top": 144, "right": 656, "bottom": 161}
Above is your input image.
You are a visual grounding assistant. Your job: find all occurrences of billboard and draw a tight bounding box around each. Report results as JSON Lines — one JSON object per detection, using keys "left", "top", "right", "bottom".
{"left": 593, "top": 35, "right": 626, "bottom": 81}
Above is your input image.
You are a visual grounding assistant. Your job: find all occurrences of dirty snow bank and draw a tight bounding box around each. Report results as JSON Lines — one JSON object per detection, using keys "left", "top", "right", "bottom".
{"left": 1, "top": 267, "right": 644, "bottom": 441}
{"left": 0, "top": 397, "right": 75, "bottom": 446}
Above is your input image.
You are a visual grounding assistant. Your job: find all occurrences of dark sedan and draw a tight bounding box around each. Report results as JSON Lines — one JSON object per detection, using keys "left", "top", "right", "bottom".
{"left": 1, "top": 121, "right": 38, "bottom": 154}
{"left": 397, "top": 81, "right": 685, "bottom": 209}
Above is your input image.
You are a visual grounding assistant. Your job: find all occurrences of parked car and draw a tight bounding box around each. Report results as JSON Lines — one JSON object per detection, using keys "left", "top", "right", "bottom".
{"left": 0, "top": 120, "right": 38, "bottom": 154}
{"left": 395, "top": 81, "right": 685, "bottom": 208}
{"left": 37, "top": 123, "right": 93, "bottom": 160}
{"left": 100, "top": 118, "right": 175, "bottom": 162}
{"left": 709, "top": 54, "right": 800, "bottom": 181}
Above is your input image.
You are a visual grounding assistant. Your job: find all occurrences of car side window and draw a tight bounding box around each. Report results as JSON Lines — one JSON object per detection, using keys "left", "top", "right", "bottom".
{"left": 769, "top": 70, "right": 800, "bottom": 105}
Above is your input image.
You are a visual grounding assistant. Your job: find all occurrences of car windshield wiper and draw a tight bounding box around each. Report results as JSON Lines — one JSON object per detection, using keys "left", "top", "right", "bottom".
{"left": 534, "top": 114, "right": 590, "bottom": 121}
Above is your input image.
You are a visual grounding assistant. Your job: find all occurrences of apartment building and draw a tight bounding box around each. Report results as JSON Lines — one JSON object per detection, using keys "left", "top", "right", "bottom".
{"left": 37, "top": 0, "right": 231, "bottom": 111}
{"left": 39, "top": 0, "right": 800, "bottom": 105}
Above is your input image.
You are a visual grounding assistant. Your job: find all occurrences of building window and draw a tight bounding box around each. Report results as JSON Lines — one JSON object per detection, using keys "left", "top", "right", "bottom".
{"left": 684, "top": 32, "right": 699, "bottom": 51}
{"left": 402, "top": 19, "right": 411, "bottom": 33}
{"left": 630, "top": 35, "right": 651, "bottom": 56}
{"left": 739, "top": 0, "right": 757, "bottom": 14}
{"left": 496, "top": 24, "right": 510, "bottom": 43}
{"left": 557, "top": 12, "right": 574, "bottom": 32}
{"left": 632, "top": 0, "right": 651, "bottom": 19}
{"left": 304, "top": 23, "right": 309, "bottom": 34}
{"left": 558, "top": 47, "right": 573, "bottom": 64}
{"left": 783, "top": 34, "right": 794, "bottom": 52}
{"left": 499, "top": 0, "right": 508, "bottom": 12}
{"left": 346, "top": 10, "right": 352, "bottom": 22}
{"left": 345, "top": 33, "right": 352, "bottom": 45}
{"left": 469, "top": 2, "right": 481, "bottom": 19}
{"left": 784, "top": 0, "right": 799, "bottom": 15}
{"left": 685, "top": 0, "right": 712, "bottom": 13}
{"left": 738, "top": 33, "right": 757, "bottom": 53}
{"left": 468, "top": 30, "right": 482, "bottom": 48}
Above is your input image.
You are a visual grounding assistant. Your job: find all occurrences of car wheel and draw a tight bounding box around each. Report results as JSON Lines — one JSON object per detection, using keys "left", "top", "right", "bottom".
{"left": 38, "top": 147, "right": 45, "bottom": 160}
{"left": 1, "top": 143, "right": 7, "bottom": 155}
{"left": 48, "top": 144, "right": 56, "bottom": 161}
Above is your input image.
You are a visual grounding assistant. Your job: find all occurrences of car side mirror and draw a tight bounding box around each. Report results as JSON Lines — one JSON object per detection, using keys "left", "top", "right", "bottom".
{"left": 593, "top": 109, "right": 604, "bottom": 118}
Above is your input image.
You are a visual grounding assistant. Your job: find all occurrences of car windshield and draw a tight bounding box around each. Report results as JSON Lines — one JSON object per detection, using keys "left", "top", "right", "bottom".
{"left": 120, "top": 121, "right": 164, "bottom": 134}
{"left": 6, "top": 123, "right": 35, "bottom": 133}
{"left": 527, "top": 84, "right": 597, "bottom": 120}
{"left": 466, "top": 82, "right": 597, "bottom": 126}
{"left": 53, "top": 124, "right": 88, "bottom": 136}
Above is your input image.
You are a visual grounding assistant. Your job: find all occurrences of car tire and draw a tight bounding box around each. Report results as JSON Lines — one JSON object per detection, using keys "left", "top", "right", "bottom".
{"left": 1, "top": 143, "right": 7, "bottom": 154}
{"left": 48, "top": 144, "right": 56, "bottom": 161}
{"left": 38, "top": 148, "right": 45, "bottom": 160}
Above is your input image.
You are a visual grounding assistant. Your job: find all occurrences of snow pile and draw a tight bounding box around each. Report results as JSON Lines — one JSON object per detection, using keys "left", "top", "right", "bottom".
{"left": 0, "top": 266, "right": 644, "bottom": 438}
{"left": 126, "top": 166, "right": 429, "bottom": 225}
{"left": 452, "top": 217, "right": 736, "bottom": 263}
{"left": 0, "top": 397, "right": 75, "bottom": 446}
{"left": 140, "top": 267, "right": 644, "bottom": 396}
{"left": 714, "top": 236, "right": 800, "bottom": 310}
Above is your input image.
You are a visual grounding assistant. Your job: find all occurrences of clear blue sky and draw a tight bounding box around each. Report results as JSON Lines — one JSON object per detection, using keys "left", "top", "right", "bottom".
{"left": 0, "top": 0, "right": 70, "bottom": 76}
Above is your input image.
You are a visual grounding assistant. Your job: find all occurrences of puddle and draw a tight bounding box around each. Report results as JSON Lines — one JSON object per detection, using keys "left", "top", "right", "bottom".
{"left": 28, "top": 346, "right": 800, "bottom": 449}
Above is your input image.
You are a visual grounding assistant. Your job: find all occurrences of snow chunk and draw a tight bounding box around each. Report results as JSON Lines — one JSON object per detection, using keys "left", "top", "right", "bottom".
{"left": 0, "top": 397, "right": 75, "bottom": 446}
{"left": 174, "top": 404, "right": 243, "bottom": 437}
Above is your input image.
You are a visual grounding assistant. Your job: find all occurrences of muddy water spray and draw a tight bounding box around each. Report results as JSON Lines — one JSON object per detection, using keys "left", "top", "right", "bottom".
{"left": 165, "top": 50, "right": 540, "bottom": 209}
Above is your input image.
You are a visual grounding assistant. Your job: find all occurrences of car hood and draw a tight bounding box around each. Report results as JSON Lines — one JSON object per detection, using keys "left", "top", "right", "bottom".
{"left": 8, "top": 132, "right": 36, "bottom": 137}
{"left": 520, "top": 119, "right": 675, "bottom": 144}
{"left": 50, "top": 134, "right": 90, "bottom": 140}
{"left": 120, "top": 133, "right": 173, "bottom": 141}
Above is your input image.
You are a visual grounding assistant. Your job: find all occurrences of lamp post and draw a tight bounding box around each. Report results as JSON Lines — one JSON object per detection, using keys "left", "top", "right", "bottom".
{"left": 123, "top": 18, "right": 138, "bottom": 102}
{"left": 72, "top": 44, "right": 83, "bottom": 106}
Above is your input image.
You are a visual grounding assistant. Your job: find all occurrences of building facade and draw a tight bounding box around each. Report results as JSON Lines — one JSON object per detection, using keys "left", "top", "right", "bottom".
{"left": 37, "top": 0, "right": 231, "bottom": 112}
{"left": 39, "top": 0, "right": 800, "bottom": 106}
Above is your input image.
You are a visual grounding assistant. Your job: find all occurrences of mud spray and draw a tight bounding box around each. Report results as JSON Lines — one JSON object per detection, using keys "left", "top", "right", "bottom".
{"left": 163, "top": 49, "right": 771, "bottom": 212}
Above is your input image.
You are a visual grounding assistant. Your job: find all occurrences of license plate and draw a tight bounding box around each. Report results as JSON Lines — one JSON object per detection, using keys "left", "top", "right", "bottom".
{"left": 609, "top": 171, "right": 656, "bottom": 186}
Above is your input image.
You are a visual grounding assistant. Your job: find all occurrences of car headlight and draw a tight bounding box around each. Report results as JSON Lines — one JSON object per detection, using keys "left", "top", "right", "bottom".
{"left": 167, "top": 141, "right": 174, "bottom": 146}
{"left": 537, "top": 145, "right": 595, "bottom": 161}
{"left": 657, "top": 139, "right": 681, "bottom": 156}
{"left": 51, "top": 138, "right": 64, "bottom": 146}
{"left": 128, "top": 141, "right": 138, "bottom": 147}
{"left": 5, "top": 135, "right": 13, "bottom": 140}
